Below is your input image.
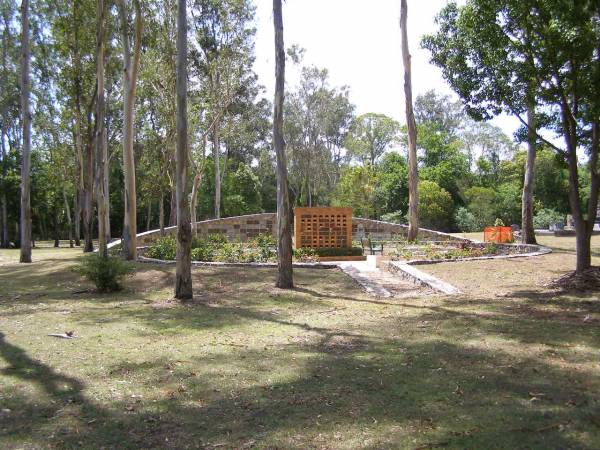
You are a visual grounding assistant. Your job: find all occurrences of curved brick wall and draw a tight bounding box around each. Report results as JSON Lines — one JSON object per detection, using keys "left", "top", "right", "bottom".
{"left": 136, "top": 213, "right": 277, "bottom": 245}
{"left": 351, "top": 218, "right": 469, "bottom": 243}
{"left": 128, "top": 214, "right": 468, "bottom": 247}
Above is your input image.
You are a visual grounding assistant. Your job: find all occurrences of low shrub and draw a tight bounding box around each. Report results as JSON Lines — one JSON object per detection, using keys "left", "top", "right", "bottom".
{"left": 148, "top": 233, "right": 277, "bottom": 263}
{"left": 293, "top": 247, "right": 318, "bottom": 262}
{"left": 214, "top": 242, "right": 244, "bottom": 263}
{"left": 314, "top": 247, "right": 363, "bottom": 257}
{"left": 483, "top": 243, "right": 498, "bottom": 255}
{"left": 146, "top": 235, "right": 176, "bottom": 260}
{"left": 74, "top": 254, "right": 135, "bottom": 292}
{"left": 454, "top": 207, "right": 481, "bottom": 232}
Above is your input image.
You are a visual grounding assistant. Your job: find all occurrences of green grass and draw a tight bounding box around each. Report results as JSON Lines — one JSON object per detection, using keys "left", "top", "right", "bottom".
{"left": 1, "top": 240, "right": 599, "bottom": 449}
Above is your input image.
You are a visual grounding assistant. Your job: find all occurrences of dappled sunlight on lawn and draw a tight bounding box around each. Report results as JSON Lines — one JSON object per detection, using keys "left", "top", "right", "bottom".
{"left": 1, "top": 246, "right": 599, "bottom": 448}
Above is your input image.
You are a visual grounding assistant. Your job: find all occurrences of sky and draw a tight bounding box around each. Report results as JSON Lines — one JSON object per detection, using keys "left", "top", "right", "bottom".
{"left": 251, "top": 0, "right": 520, "bottom": 138}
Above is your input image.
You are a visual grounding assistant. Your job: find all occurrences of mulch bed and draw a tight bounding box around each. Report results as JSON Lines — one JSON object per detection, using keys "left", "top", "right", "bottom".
{"left": 551, "top": 266, "right": 600, "bottom": 292}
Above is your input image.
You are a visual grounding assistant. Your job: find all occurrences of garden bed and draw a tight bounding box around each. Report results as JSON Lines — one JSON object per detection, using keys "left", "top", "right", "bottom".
{"left": 143, "top": 234, "right": 365, "bottom": 264}
{"left": 390, "top": 242, "right": 551, "bottom": 264}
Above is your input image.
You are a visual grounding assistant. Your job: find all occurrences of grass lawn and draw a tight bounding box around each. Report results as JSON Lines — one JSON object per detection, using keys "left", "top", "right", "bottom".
{"left": 1, "top": 236, "right": 599, "bottom": 449}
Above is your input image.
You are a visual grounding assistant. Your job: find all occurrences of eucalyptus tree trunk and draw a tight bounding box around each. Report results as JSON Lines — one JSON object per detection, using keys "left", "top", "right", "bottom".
{"left": 521, "top": 98, "right": 537, "bottom": 244}
{"left": 19, "top": 0, "right": 32, "bottom": 263}
{"left": 53, "top": 209, "right": 60, "bottom": 247}
{"left": 563, "top": 111, "right": 599, "bottom": 273}
{"left": 63, "top": 189, "right": 74, "bottom": 248}
{"left": 73, "top": 186, "right": 81, "bottom": 246}
{"left": 83, "top": 138, "right": 95, "bottom": 252}
{"left": 146, "top": 201, "right": 151, "bottom": 231}
{"left": 400, "top": 0, "right": 418, "bottom": 242}
{"left": 191, "top": 171, "right": 203, "bottom": 235}
{"left": 72, "top": 0, "right": 83, "bottom": 248}
{"left": 95, "top": 0, "right": 110, "bottom": 258}
{"left": 191, "top": 136, "right": 207, "bottom": 235}
{"left": 174, "top": 0, "right": 193, "bottom": 300}
{"left": 1, "top": 134, "right": 8, "bottom": 248}
{"left": 273, "top": 0, "right": 293, "bottom": 289}
{"left": 169, "top": 181, "right": 177, "bottom": 226}
{"left": 212, "top": 125, "right": 221, "bottom": 219}
{"left": 159, "top": 192, "right": 165, "bottom": 236}
{"left": 117, "top": 0, "right": 142, "bottom": 260}
{"left": 1, "top": 9, "right": 10, "bottom": 248}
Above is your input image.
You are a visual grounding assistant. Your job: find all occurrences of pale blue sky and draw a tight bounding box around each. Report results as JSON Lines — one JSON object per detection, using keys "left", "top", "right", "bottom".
{"left": 252, "top": 0, "right": 520, "bottom": 138}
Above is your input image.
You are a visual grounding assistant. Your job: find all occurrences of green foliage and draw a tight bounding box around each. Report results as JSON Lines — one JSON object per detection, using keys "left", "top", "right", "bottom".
{"left": 483, "top": 243, "right": 498, "bottom": 255}
{"left": 381, "top": 211, "right": 405, "bottom": 224}
{"left": 533, "top": 209, "right": 565, "bottom": 230}
{"left": 222, "top": 164, "right": 262, "bottom": 217}
{"left": 376, "top": 152, "right": 408, "bottom": 217}
{"left": 345, "top": 113, "right": 400, "bottom": 165}
{"left": 284, "top": 66, "right": 354, "bottom": 206}
{"left": 332, "top": 166, "right": 378, "bottom": 218}
{"left": 293, "top": 247, "right": 318, "bottom": 262}
{"left": 74, "top": 255, "right": 135, "bottom": 292}
{"left": 494, "top": 218, "right": 505, "bottom": 227}
{"left": 454, "top": 207, "right": 480, "bottom": 232}
{"left": 145, "top": 235, "right": 177, "bottom": 260}
{"left": 495, "top": 182, "right": 522, "bottom": 225}
{"left": 313, "top": 247, "right": 363, "bottom": 257}
{"left": 417, "top": 181, "right": 454, "bottom": 231}
{"left": 148, "top": 233, "right": 276, "bottom": 263}
{"left": 463, "top": 186, "right": 497, "bottom": 227}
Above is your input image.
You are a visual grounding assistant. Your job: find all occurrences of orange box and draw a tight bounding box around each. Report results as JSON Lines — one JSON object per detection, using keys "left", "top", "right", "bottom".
{"left": 484, "top": 226, "right": 514, "bottom": 243}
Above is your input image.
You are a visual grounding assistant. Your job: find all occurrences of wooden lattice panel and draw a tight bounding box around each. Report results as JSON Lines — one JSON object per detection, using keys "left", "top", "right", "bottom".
{"left": 294, "top": 207, "right": 353, "bottom": 249}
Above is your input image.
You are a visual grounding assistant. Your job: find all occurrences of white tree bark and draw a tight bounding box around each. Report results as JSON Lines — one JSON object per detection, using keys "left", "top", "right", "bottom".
{"left": 117, "top": 0, "right": 142, "bottom": 260}
{"left": 400, "top": 0, "right": 419, "bottom": 241}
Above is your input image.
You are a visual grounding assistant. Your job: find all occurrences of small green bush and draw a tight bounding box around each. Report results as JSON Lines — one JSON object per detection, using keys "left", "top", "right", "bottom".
{"left": 74, "top": 254, "right": 135, "bottom": 292}
{"left": 483, "top": 243, "right": 498, "bottom": 255}
{"left": 146, "top": 235, "right": 176, "bottom": 260}
{"left": 454, "top": 207, "right": 481, "bottom": 232}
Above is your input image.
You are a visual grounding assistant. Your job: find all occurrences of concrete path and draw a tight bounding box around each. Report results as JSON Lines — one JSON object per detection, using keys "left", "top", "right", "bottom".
{"left": 339, "top": 258, "right": 430, "bottom": 298}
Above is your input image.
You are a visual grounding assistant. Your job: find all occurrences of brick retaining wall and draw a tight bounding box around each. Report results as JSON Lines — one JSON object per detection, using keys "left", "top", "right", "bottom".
{"left": 131, "top": 214, "right": 468, "bottom": 247}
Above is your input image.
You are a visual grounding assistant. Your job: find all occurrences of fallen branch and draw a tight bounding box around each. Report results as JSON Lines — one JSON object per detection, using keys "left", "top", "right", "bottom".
{"left": 48, "top": 332, "right": 77, "bottom": 339}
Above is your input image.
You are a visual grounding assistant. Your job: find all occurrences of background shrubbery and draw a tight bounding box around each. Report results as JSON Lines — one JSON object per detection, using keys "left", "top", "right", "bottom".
{"left": 147, "top": 233, "right": 277, "bottom": 263}
{"left": 533, "top": 208, "right": 565, "bottom": 229}
{"left": 147, "top": 234, "right": 363, "bottom": 263}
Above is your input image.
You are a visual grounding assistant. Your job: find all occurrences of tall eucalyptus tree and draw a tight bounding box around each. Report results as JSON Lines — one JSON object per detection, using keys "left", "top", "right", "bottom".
{"left": 273, "top": 0, "right": 293, "bottom": 289}
{"left": 19, "top": 0, "right": 32, "bottom": 262}
{"left": 174, "top": 0, "right": 192, "bottom": 299}
{"left": 400, "top": 0, "right": 419, "bottom": 241}
{"left": 117, "top": 0, "right": 142, "bottom": 260}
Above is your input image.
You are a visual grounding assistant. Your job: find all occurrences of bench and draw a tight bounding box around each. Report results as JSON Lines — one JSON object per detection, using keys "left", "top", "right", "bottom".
{"left": 361, "top": 237, "right": 383, "bottom": 255}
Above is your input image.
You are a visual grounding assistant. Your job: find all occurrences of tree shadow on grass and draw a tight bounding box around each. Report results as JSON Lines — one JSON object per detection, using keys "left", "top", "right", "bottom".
{"left": 1, "top": 327, "right": 598, "bottom": 449}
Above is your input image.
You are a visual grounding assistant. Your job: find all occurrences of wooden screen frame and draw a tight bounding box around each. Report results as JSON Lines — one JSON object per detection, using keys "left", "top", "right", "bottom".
{"left": 294, "top": 207, "right": 353, "bottom": 249}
